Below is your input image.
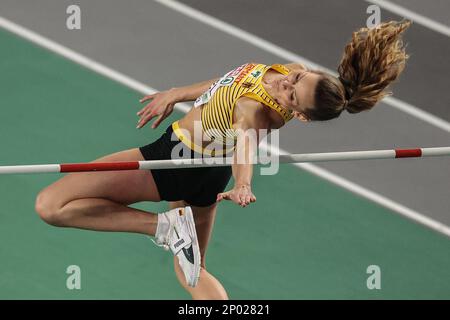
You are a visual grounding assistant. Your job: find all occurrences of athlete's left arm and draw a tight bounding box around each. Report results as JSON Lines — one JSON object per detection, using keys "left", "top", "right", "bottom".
{"left": 216, "top": 98, "right": 270, "bottom": 207}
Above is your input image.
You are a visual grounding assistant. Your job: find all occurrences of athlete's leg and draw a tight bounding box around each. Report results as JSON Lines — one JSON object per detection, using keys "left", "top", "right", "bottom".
{"left": 35, "top": 148, "right": 161, "bottom": 236}
{"left": 170, "top": 200, "right": 228, "bottom": 300}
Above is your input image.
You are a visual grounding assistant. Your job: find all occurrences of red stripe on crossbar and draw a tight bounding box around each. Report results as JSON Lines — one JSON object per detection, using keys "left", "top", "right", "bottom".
{"left": 60, "top": 161, "right": 140, "bottom": 172}
{"left": 395, "top": 148, "right": 422, "bottom": 158}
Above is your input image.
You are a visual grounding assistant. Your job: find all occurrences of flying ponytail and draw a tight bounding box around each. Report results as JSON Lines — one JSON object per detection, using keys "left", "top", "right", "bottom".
{"left": 309, "top": 20, "right": 411, "bottom": 121}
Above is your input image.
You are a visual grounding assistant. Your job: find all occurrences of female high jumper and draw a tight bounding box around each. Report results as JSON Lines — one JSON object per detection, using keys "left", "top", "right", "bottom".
{"left": 35, "top": 21, "right": 411, "bottom": 299}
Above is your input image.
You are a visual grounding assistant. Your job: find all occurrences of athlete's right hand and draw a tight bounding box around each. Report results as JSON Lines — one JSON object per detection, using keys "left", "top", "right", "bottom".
{"left": 217, "top": 184, "right": 256, "bottom": 207}
{"left": 137, "top": 89, "right": 178, "bottom": 129}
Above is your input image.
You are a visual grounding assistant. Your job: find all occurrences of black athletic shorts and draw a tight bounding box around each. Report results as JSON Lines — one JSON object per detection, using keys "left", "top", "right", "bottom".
{"left": 138, "top": 124, "right": 232, "bottom": 207}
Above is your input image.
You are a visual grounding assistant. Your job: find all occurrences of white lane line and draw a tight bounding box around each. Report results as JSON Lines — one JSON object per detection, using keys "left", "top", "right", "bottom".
{"left": 155, "top": 0, "right": 450, "bottom": 134}
{"left": 366, "top": 0, "right": 450, "bottom": 38}
{"left": 1, "top": 16, "right": 449, "bottom": 238}
{"left": 295, "top": 163, "right": 450, "bottom": 237}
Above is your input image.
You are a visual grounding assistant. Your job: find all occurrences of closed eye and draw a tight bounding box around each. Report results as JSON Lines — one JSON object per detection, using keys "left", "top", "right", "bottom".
{"left": 297, "top": 72, "right": 307, "bottom": 83}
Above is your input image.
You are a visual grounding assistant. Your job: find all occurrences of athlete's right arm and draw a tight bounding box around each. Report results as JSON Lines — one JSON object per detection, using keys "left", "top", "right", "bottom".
{"left": 137, "top": 78, "right": 219, "bottom": 129}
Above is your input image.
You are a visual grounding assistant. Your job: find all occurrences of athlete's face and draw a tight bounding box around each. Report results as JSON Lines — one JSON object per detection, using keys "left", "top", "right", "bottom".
{"left": 264, "top": 67, "right": 320, "bottom": 122}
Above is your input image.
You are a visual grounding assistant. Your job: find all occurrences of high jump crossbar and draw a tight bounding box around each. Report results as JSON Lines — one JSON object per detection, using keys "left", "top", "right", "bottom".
{"left": 0, "top": 147, "right": 449, "bottom": 175}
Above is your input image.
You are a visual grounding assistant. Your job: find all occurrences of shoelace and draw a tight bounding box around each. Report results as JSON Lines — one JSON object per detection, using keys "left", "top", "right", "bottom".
{"left": 150, "top": 238, "right": 170, "bottom": 251}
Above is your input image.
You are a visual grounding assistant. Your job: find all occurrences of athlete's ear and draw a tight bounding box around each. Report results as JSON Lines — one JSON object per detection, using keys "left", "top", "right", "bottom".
{"left": 292, "top": 111, "right": 310, "bottom": 122}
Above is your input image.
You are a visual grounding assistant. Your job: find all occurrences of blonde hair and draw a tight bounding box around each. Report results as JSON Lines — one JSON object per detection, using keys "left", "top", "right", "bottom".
{"left": 309, "top": 20, "right": 411, "bottom": 121}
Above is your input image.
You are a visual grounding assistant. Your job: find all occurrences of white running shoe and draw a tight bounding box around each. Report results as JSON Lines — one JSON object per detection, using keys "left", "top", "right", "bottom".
{"left": 152, "top": 206, "right": 201, "bottom": 287}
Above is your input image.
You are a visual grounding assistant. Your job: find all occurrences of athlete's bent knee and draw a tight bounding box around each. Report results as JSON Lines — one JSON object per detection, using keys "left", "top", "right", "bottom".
{"left": 34, "top": 191, "right": 66, "bottom": 227}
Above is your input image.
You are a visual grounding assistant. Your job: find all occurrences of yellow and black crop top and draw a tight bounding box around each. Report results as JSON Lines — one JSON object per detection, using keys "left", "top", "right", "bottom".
{"left": 172, "top": 63, "right": 294, "bottom": 155}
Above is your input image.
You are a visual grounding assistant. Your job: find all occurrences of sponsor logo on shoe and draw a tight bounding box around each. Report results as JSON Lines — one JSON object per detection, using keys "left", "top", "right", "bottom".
{"left": 174, "top": 238, "right": 185, "bottom": 249}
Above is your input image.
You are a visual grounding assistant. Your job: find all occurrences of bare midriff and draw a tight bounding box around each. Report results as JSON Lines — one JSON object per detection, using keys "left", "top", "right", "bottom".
{"left": 177, "top": 103, "right": 226, "bottom": 150}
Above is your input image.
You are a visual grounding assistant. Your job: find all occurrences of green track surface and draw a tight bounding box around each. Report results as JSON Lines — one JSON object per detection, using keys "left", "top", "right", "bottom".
{"left": 0, "top": 29, "right": 449, "bottom": 299}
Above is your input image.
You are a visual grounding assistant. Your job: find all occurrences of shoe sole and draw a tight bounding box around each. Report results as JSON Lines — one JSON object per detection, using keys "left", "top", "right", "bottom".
{"left": 184, "top": 206, "right": 201, "bottom": 287}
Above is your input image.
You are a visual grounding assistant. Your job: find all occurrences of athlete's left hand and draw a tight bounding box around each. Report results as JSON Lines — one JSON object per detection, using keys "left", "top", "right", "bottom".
{"left": 216, "top": 184, "right": 256, "bottom": 207}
